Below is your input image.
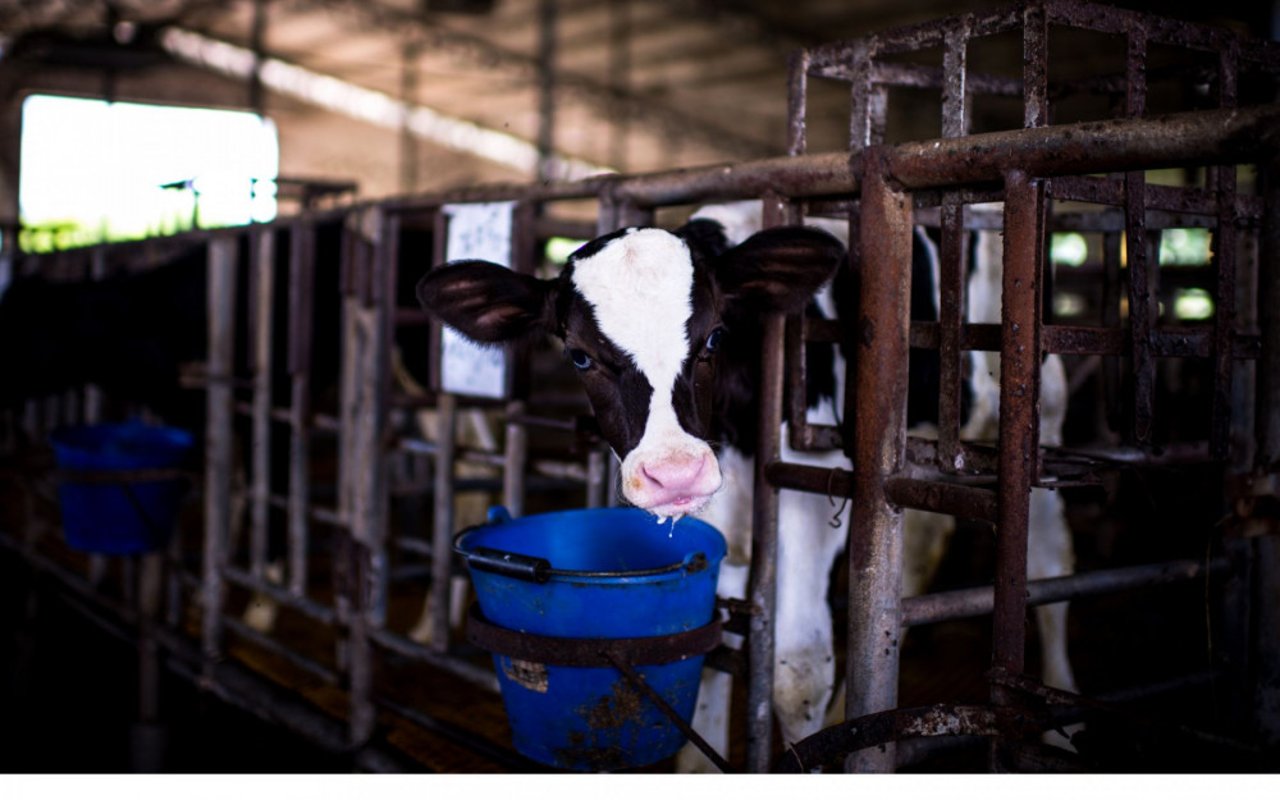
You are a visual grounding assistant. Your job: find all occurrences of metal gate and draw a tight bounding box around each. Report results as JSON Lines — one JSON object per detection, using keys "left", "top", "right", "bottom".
{"left": 1, "top": 0, "right": 1277, "bottom": 773}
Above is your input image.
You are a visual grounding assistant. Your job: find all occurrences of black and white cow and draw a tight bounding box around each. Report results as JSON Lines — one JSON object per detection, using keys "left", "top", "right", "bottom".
{"left": 416, "top": 201, "right": 1078, "bottom": 770}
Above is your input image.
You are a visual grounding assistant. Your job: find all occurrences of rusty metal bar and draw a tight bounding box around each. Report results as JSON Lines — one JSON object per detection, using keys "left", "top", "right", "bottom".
{"left": 937, "top": 202, "right": 967, "bottom": 472}
{"left": 992, "top": 171, "right": 1045, "bottom": 680}
{"left": 764, "top": 461, "right": 998, "bottom": 522}
{"left": 202, "top": 236, "right": 237, "bottom": 665}
{"left": 777, "top": 704, "right": 1011, "bottom": 774}
{"left": 745, "top": 193, "right": 794, "bottom": 773}
{"left": 880, "top": 105, "right": 1279, "bottom": 192}
{"left": 1022, "top": 1, "right": 1048, "bottom": 129}
{"left": 845, "top": 150, "right": 912, "bottom": 772}
{"left": 936, "top": 19, "right": 971, "bottom": 473}
{"left": 1125, "top": 168, "right": 1154, "bottom": 445}
{"left": 787, "top": 48, "right": 809, "bottom": 156}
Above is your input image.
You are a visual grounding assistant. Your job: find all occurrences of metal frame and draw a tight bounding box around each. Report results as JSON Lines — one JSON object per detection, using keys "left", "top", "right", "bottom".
{"left": 2, "top": 0, "right": 1278, "bottom": 774}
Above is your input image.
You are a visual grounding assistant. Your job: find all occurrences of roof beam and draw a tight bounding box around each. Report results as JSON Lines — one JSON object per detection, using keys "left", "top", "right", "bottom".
{"left": 277, "top": 0, "right": 775, "bottom": 159}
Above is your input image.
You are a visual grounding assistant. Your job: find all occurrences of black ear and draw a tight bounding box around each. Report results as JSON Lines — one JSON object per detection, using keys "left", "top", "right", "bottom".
{"left": 714, "top": 227, "right": 846, "bottom": 313}
{"left": 416, "top": 260, "right": 557, "bottom": 343}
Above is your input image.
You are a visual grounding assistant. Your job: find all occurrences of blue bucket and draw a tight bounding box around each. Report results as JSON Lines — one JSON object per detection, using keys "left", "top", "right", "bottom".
{"left": 457, "top": 506, "right": 726, "bottom": 771}
{"left": 49, "top": 421, "right": 195, "bottom": 555}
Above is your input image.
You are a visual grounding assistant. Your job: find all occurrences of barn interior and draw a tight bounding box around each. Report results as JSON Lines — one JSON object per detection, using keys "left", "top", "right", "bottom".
{"left": 1, "top": 0, "right": 1279, "bottom": 776}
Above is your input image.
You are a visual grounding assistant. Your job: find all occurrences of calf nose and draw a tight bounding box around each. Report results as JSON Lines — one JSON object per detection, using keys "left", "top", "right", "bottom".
{"left": 640, "top": 453, "right": 708, "bottom": 493}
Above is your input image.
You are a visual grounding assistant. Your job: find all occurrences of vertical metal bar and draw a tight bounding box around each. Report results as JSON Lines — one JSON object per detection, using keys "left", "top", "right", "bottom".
{"left": 608, "top": 0, "right": 630, "bottom": 172}
{"left": 746, "top": 193, "right": 794, "bottom": 773}
{"left": 591, "top": 194, "right": 622, "bottom": 510}
{"left": 288, "top": 221, "right": 315, "bottom": 597}
{"left": 1125, "top": 23, "right": 1154, "bottom": 444}
{"left": 942, "top": 20, "right": 970, "bottom": 140}
{"left": 586, "top": 448, "right": 607, "bottom": 509}
{"left": 537, "top": 0, "right": 557, "bottom": 182}
{"left": 133, "top": 550, "right": 165, "bottom": 772}
{"left": 787, "top": 48, "right": 810, "bottom": 157}
{"left": 849, "top": 41, "right": 874, "bottom": 150}
{"left": 938, "top": 20, "right": 971, "bottom": 471}
{"left": 84, "top": 249, "right": 107, "bottom": 423}
{"left": 845, "top": 151, "right": 911, "bottom": 773}
{"left": 202, "top": 236, "right": 237, "bottom": 665}
{"left": 1102, "top": 230, "right": 1124, "bottom": 435}
{"left": 503, "top": 202, "right": 536, "bottom": 517}
{"left": 399, "top": 41, "right": 420, "bottom": 195}
{"left": 249, "top": 227, "right": 275, "bottom": 580}
{"left": 503, "top": 399, "right": 528, "bottom": 517}
{"left": 429, "top": 391, "right": 458, "bottom": 652}
{"left": 1261, "top": 158, "right": 1280, "bottom": 470}
{"left": 248, "top": 0, "right": 266, "bottom": 116}
{"left": 938, "top": 201, "right": 967, "bottom": 471}
{"left": 1255, "top": 154, "right": 1280, "bottom": 746}
{"left": 1022, "top": 0, "right": 1049, "bottom": 129}
{"left": 783, "top": 50, "right": 814, "bottom": 446}
{"left": 992, "top": 172, "right": 1044, "bottom": 681}
{"left": 1126, "top": 171, "right": 1154, "bottom": 445}
{"left": 1210, "top": 44, "right": 1240, "bottom": 460}
{"left": 347, "top": 536, "right": 375, "bottom": 747}
{"left": 358, "top": 209, "right": 392, "bottom": 626}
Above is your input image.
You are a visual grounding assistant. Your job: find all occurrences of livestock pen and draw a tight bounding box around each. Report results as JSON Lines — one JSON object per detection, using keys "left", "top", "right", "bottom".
{"left": 2, "top": 0, "right": 1279, "bottom": 773}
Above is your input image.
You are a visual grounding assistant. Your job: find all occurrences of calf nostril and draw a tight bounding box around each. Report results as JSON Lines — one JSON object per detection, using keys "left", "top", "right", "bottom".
{"left": 641, "top": 454, "right": 708, "bottom": 491}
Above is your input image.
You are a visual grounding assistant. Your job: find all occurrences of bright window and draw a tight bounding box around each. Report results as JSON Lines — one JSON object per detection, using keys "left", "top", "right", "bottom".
{"left": 19, "top": 94, "right": 278, "bottom": 251}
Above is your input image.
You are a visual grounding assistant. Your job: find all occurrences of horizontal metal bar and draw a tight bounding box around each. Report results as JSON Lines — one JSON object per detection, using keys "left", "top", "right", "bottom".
{"left": 366, "top": 627, "right": 500, "bottom": 693}
{"left": 886, "top": 105, "right": 1279, "bottom": 191}
{"left": 223, "top": 565, "right": 337, "bottom": 625}
{"left": 765, "top": 462, "right": 1000, "bottom": 521}
{"left": 221, "top": 614, "right": 342, "bottom": 684}
{"left": 902, "top": 556, "right": 1228, "bottom": 628}
{"left": 885, "top": 476, "right": 999, "bottom": 522}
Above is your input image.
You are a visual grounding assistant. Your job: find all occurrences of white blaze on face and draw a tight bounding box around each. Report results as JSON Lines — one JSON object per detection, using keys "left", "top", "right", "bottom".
{"left": 570, "top": 229, "right": 722, "bottom": 515}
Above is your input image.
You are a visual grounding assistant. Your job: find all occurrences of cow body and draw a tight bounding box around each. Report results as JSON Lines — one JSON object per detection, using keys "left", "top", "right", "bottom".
{"left": 417, "top": 202, "right": 1077, "bottom": 771}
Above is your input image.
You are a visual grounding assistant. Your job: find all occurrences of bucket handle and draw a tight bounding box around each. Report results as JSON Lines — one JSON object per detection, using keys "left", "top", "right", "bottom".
{"left": 464, "top": 546, "right": 552, "bottom": 583}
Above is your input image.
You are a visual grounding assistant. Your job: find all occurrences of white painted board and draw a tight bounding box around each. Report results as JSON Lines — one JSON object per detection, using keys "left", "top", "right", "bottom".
{"left": 439, "top": 201, "right": 516, "bottom": 399}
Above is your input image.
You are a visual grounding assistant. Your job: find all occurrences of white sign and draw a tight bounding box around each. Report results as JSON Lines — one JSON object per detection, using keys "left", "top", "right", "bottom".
{"left": 439, "top": 201, "right": 516, "bottom": 399}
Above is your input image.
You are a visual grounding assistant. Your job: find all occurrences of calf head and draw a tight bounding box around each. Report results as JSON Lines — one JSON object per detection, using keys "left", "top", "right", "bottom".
{"left": 417, "top": 220, "right": 844, "bottom": 518}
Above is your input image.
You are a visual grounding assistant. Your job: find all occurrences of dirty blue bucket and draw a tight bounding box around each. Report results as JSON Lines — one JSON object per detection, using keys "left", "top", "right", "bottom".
{"left": 49, "top": 421, "right": 195, "bottom": 555}
{"left": 457, "top": 506, "right": 726, "bottom": 771}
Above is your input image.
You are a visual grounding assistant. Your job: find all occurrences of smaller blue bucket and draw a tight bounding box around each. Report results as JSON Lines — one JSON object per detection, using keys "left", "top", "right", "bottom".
{"left": 50, "top": 421, "right": 195, "bottom": 555}
{"left": 457, "top": 506, "right": 726, "bottom": 771}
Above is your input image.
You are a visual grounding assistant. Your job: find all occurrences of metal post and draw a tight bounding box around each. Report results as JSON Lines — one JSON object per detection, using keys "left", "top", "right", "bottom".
{"left": 745, "top": 193, "right": 793, "bottom": 772}
{"left": 249, "top": 228, "right": 275, "bottom": 580}
{"left": 990, "top": 171, "right": 1045, "bottom": 767}
{"left": 845, "top": 151, "right": 911, "bottom": 772}
{"left": 203, "top": 236, "right": 238, "bottom": 666}
{"left": 537, "top": 0, "right": 557, "bottom": 182}
{"left": 1255, "top": 154, "right": 1280, "bottom": 745}
{"left": 429, "top": 391, "right": 458, "bottom": 651}
{"left": 288, "top": 221, "right": 315, "bottom": 597}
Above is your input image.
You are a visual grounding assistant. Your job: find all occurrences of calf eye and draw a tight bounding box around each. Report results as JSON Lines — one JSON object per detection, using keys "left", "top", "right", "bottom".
{"left": 704, "top": 327, "right": 725, "bottom": 353}
{"left": 567, "top": 348, "right": 594, "bottom": 371}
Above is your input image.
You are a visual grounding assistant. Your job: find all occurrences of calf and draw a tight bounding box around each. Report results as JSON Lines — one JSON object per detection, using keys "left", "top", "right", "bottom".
{"left": 416, "top": 203, "right": 1077, "bottom": 770}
